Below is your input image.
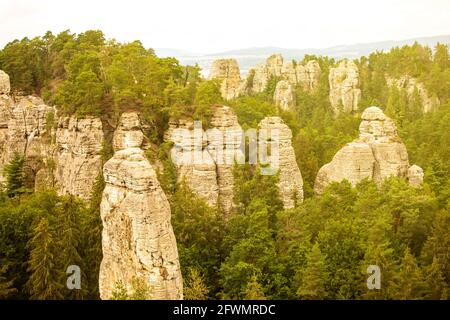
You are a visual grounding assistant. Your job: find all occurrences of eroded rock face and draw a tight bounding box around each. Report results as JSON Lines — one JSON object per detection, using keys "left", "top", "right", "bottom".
{"left": 314, "top": 106, "right": 422, "bottom": 193}
{"left": 0, "top": 70, "right": 10, "bottom": 95}
{"left": 249, "top": 55, "right": 321, "bottom": 93}
{"left": 55, "top": 117, "right": 104, "bottom": 201}
{"left": 99, "top": 112, "right": 183, "bottom": 300}
{"left": 407, "top": 164, "right": 424, "bottom": 187}
{"left": 0, "top": 95, "right": 55, "bottom": 187}
{"left": 259, "top": 117, "right": 304, "bottom": 208}
{"left": 387, "top": 76, "right": 440, "bottom": 113}
{"left": 329, "top": 60, "right": 361, "bottom": 113}
{"left": 207, "top": 105, "right": 244, "bottom": 215}
{"left": 273, "top": 80, "right": 295, "bottom": 110}
{"left": 166, "top": 118, "right": 219, "bottom": 207}
{"left": 209, "top": 59, "right": 243, "bottom": 100}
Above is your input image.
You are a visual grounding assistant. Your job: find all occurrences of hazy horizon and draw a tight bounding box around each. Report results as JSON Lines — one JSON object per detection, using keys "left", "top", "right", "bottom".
{"left": 1, "top": 0, "right": 450, "bottom": 53}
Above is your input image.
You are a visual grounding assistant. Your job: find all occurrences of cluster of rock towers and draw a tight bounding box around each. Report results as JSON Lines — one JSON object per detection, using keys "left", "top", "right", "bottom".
{"left": 0, "top": 59, "right": 426, "bottom": 299}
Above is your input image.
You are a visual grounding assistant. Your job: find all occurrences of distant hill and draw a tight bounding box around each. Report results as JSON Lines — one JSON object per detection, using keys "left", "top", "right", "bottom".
{"left": 155, "top": 35, "right": 450, "bottom": 76}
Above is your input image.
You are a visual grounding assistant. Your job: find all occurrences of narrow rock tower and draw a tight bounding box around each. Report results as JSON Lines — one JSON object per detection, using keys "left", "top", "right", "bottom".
{"left": 99, "top": 112, "right": 183, "bottom": 300}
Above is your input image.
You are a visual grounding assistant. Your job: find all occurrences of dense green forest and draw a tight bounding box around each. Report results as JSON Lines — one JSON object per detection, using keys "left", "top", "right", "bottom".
{"left": 0, "top": 30, "right": 449, "bottom": 300}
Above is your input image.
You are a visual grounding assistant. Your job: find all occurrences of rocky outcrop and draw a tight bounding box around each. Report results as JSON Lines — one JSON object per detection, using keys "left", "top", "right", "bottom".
{"left": 166, "top": 118, "right": 219, "bottom": 207}
{"left": 249, "top": 55, "right": 321, "bottom": 94}
{"left": 387, "top": 76, "right": 440, "bottom": 113}
{"left": 0, "top": 70, "right": 10, "bottom": 95}
{"left": 207, "top": 105, "right": 244, "bottom": 215}
{"left": 209, "top": 59, "right": 244, "bottom": 100}
{"left": 0, "top": 93, "right": 55, "bottom": 187}
{"left": 329, "top": 60, "right": 361, "bottom": 113}
{"left": 407, "top": 164, "right": 424, "bottom": 188}
{"left": 99, "top": 112, "right": 183, "bottom": 300}
{"left": 314, "top": 106, "right": 423, "bottom": 193}
{"left": 259, "top": 117, "right": 303, "bottom": 208}
{"left": 273, "top": 80, "right": 295, "bottom": 110}
{"left": 54, "top": 116, "right": 104, "bottom": 201}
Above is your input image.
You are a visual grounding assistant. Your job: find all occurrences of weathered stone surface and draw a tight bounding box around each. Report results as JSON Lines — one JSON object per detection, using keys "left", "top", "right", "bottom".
{"left": 166, "top": 118, "right": 219, "bottom": 207}
{"left": 329, "top": 60, "right": 361, "bottom": 113}
{"left": 249, "top": 55, "right": 321, "bottom": 93}
{"left": 209, "top": 59, "right": 243, "bottom": 100}
{"left": 387, "top": 76, "right": 440, "bottom": 113}
{"left": 112, "top": 112, "right": 143, "bottom": 150}
{"left": 0, "top": 95, "right": 55, "bottom": 187}
{"left": 314, "top": 142, "right": 375, "bottom": 195}
{"left": 207, "top": 105, "right": 244, "bottom": 215}
{"left": 407, "top": 164, "right": 424, "bottom": 187}
{"left": 314, "top": 106, "right": 420, "bottom": 193}
{"left": 0, "top": 70, "right": 10, "bottom": 95}
{"left": 99, "top": 112, "right": 183, "bottom": 300}
{"left": 273, "top": 80, "right": 295, "bottom": 110}
{"left": 55, "top": 116, "right": 103, "bottom": 201}
{"left": 296, "top": 60, "right": 321, "bottom": 91}
{"left": 259, "top": 117, "right": 303, "bottom": 208}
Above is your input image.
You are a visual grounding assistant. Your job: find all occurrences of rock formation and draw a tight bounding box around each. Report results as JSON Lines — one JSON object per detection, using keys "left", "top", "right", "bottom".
{"left": 99, "top": 112, "right": 183, "bottom": 300}
{"left": 0, "top": 70, "right": 10, "bottom": 95}
{"left": 209, "top": 59, "right": 244, "bottom": 100}
{"left": 0, "top": 84, "right": 55, "bottom": 188}
{"left": 207, "top": 105, "right": 244, "bottom": 215}
{"left": 165, "top": 105, "right": 244, "bottom": 216}
{"left": 273, "top": 80, "right": 295, "bottom": 110}
{"left": 314, "top": 106, "right": 423, "bottom": 193}
{"left": 329, "top": 60, "right": 361, "bottom": 113}
{"left": 407, "top": 164, "right": 424, "bottom": 188}
{"left": 387, "top": 75, "right": 440, "bottom": 113}
{"left": 249, "top": 55, "right": 321, "bottom": 93}
{"left": 165, "top": 118, "right": 219, "bottom": 207}
{"left": 259, "top": 117, "right": 304, "bottom": 208}
{"left": 54, "top": 116, "right": 104, "bottom": 201}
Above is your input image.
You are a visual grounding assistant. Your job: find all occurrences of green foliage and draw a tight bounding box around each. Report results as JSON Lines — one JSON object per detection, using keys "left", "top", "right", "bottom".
{"left": 297, "top": 243, "right": 327, "bottom": 300}
{"left": 26, "top": 217, "right": 64, "bottom": 299}
{"left": 110, "top": 281, "right": 128, "bottom": 300}
{"left": 244, "top": 274, "right": 266, "bottom": 300}
{"left": 184, "top": 268, "right": 209, "bottom": 300}
{"left": 4, "top": 153, "right": 26, "bottom": 197}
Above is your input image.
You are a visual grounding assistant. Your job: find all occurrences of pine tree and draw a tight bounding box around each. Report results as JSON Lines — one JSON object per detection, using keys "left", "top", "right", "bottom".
{"left": 4, "top": 152, "right": 25, "bottom": 197}
{"left": 26, "top": 217, "right": 64, "bottom": 299}
{"left": 297, "top": 243, "right": 327, "bottom": 300}
{"left": 389, "top": 247, "right": 425, "bottom": 299}
{"left": 110, "top": 280, "right": 128, "bottom": 300}
{"left": 57, "top": 196, "right": 87, "bottom": 299}
{"left": 244, "top": 274, "right": 266, "bottom": 300}
{"left": 361, "top": 215, "right": 396, "bottom": 299}
{"left": 129, "top": 277, "right": 152, "bottom": 300}
{"left": 184, "top": 268, "right": 209, "bottom": 300}
{"left": 0, "top": 265, "right": 17, "bottom": 299}
{"left": 425, "top": 257, "right": 448, "bottom": 300}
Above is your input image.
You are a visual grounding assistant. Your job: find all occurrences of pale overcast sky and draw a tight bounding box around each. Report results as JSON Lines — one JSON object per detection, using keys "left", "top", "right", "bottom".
{"left": 1, "top": 0, "right": 449, "bottom": 53}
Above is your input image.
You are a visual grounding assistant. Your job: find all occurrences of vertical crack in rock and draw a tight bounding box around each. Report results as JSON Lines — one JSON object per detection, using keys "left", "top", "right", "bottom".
{"left": 99, "top": 111, "right": 183, "bottom": 300}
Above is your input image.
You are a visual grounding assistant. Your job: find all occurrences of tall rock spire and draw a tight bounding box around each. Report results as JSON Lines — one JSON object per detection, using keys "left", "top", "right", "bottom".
{"left": 99, "top": 112, "right": 183, "bottom": 300}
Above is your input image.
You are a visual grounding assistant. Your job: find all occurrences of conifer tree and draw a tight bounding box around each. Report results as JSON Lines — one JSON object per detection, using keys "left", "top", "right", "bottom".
{"left": 389, "top": 247, "right": 425, "bottom": 299}
{"left": 4, "top": 153, "right": 25, "bottom": 197}
{"left": 297, "top": 243, "right": 327, "bottom": 300}
{"left": 244, "top": 274, "right": 266, "bottom": 300}
{"left": 184, "top": 268, "right": 209, "bottom": 300}
{"left": 0, "top": 266, "right": 17, "bottom": 299}
{"left": 424, "top": 257, "right": 448, "bottom": 300}
{"left": 26, "top": 217, "right": 64, "bottom": 299}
